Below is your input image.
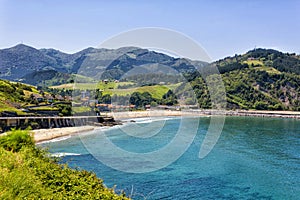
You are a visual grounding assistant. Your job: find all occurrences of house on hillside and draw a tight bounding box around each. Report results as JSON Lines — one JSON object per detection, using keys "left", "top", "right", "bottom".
{"left": 64, "top": 96, "right": 73, "bottom": 102}
{"left": 55, "top": 95, "right": 64, "bottom": 101}
{"left": 81, "top": 91, "right": 90, "bottom": 99}
{"left": 145, "top": 105, "right": 151, "bottom": 110}
{"left": 129, "top": 104, "right": 136, "bottom": 110}
{"left": 44, "top": 94, "right": 54, "bottom": 103}
{"left": 96, "top": 103, "right": 110, "bottom": 111}
{"left": 31, "top": 93, "right": 44, "bottom": 102}
{"left": 80, "top": 96, "right": 89, "bottom": 106}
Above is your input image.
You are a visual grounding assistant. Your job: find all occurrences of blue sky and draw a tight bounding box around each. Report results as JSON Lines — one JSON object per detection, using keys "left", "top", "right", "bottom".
{"left": 0, "top": 0, "right": 300, "bottom": 61}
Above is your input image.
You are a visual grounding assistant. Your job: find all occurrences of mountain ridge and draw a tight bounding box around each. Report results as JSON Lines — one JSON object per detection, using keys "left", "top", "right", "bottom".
{"left": 0, "top": 44, "right": 207, "bottom": 84}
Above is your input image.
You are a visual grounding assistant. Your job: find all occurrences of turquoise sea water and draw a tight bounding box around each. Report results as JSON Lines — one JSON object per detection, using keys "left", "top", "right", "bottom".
{"left": 42, "top": 116, "right": 300, "bottom": 199}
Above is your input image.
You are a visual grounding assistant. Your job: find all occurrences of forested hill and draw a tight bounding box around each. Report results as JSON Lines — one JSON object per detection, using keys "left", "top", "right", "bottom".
{"left": 215, "top": 48, "right": 300, "bottom": 75}
{"left": 187, "top": 48, "right": 300, "bottom": 110}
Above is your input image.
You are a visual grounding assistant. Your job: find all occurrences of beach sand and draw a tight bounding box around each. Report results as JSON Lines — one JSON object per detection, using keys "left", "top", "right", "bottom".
{"left": 109, "top": 110, "right": 190, "bottom": 119}
{"left": 33, "top": 126, "right": 95, "bottom": 143}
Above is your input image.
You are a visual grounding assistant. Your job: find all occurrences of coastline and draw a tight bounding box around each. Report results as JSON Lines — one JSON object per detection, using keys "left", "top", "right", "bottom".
{"left": 32, "top": 109, "right": 300, "bottom": 143}
{"left": 181, "top": 109, "right": 300, "bottom": 119}
{"left": 107, "top": 109, "right": 300, "bottom": 120}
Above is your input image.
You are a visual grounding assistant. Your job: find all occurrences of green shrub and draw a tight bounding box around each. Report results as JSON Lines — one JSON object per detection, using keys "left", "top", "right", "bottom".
{"left": 0, "top": 130, "right": 129, "bottom": 199}
{"left": 0, "top": 129, "right": 34, "bottom": 152}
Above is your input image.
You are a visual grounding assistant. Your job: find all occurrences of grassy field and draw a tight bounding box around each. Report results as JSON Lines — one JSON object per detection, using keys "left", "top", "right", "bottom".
{"left": 51, "top": 81, "right": 135, "bottom": 90}
{"left": 51, "top": 83, "right": 96, "bottom": 90}
{"left": 254, "top": 66, "right": 281, "bottom": 74}
{"left": 0, "top": 102, "right": 24, "bottom": 114}
{"left": 102, "top": 85, "right": 169, "bottom": 99}
{"left": 0, "top": 80, "right": 36, "bottom": 114}
{"left": 72, "top": 106, "right": 91, "bottom": 113}
{"left": 28, "top": 106, "right": 59, "bottom": 111}
{"left": 243, "top": 59, "right": 264, "bottom": 67}
{"left": 243, "top": 59, "right": 281, "bottom": 74}
{"left": 52, "top": 82, "right": 179, "bottom": 99}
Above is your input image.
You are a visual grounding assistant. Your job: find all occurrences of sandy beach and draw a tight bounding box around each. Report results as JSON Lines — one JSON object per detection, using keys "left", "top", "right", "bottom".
{"left": 108, "top": 110, "right": 195, "bottom": 119}
{"left": 33, "top": 126, "right": 95, "bottom": 143}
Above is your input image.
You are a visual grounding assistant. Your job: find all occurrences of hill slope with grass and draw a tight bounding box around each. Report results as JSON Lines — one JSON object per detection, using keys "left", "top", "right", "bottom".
{"left": 0, "top": 129, "right": 129, "bottom": 199}
{"left": 185, "top": 48, "right": 300, "bottom": 110}
{"left": 0, "top": 79, "right": 37, "bottom": 114}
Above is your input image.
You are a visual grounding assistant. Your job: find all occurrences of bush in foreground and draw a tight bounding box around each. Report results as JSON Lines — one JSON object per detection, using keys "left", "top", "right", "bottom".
{"left": 0, "top": 130, "right": 129, "bottom": 199}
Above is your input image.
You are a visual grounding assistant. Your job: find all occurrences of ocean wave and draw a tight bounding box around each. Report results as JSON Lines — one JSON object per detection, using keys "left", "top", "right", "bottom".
{"left": 37, "top": 135, "right": 72, "bottom": 144}
{"left": 51, "top": 152, "right": 81, "bottom": 157}
{"left": 125, "top": 117, "right": 176, "bottom": 124}
{"left": 135, "top": 117, "right": 176, "bottom": 124}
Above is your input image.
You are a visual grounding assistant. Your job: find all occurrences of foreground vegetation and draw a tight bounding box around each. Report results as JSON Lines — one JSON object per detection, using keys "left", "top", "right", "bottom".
{"left": 0, "top": 129, "right": 129, "bottom": 199}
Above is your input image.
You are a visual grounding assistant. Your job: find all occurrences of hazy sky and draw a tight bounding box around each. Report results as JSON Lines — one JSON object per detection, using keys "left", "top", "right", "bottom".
{"left": 1, "top": 0, "right": 300, "bottom": 61}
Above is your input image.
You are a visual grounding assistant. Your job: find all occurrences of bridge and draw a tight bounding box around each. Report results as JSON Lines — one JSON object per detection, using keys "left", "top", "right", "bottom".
{"left": 0, "top": 115, "right": 117, "bottom": 133}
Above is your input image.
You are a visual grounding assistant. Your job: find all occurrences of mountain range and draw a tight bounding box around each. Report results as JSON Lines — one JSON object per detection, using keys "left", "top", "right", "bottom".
{"left": 0, "top": 44, "right": 207, "bottom": 85}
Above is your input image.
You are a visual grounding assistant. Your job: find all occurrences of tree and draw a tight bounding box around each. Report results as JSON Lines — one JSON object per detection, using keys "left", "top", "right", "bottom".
{"left": 254, "top": 101, "right": 269, "bottom": 110}
{"left": 129, "top": 92, "right": 154, "bottom": 108}
{"left": 101, "top": 94, "right": 111, "bottom": 104}
{"left": 161, "top": 90, "right": 178, "bottom": 106}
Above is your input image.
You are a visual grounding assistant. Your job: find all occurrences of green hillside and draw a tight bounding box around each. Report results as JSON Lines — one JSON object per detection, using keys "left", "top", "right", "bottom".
{"left": 187, "top": 48, "right": 300, "bottom": 110}
{"left": 0, "top": 80, "right": 36, "bottom": 114}
{"left": 0, "top": 129, "right": 129, "bottom": 199}
{"left": 0, "top": 80, "right": 73, "bottom": 118}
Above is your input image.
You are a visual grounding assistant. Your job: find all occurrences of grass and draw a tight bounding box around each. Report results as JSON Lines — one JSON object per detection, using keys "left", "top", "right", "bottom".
{"left": 22, "top": 89, "right": 42, "bottom": 99}
{"left": 0, "top": 130, "right": 129, "bottom": 199}
{"left": 242, "top": 60, "right": 281, "bottom": 74}
{"left": 243, "top": 59, "right": 264, "bottom": 67}
{"left": 51, "top": 82, "right": 135, "bottom": 90}
{"left": 0, "top": 95, "right": 25, "bottom": 115}
{"left": 254, "top": 66, "right": 281, "bottom": 74}
{"left": 137, "top": 85, "right": 169, "bottom": 99}
{"left": 103, "top": 85, "right": 170, "bottom": 99}
{"left": 72, "top": 106, "right": 91, "bottom": 113}
{"left": 28, "top": 106, "right": 59, "bottom": 111}
{"left": 52, "top": 82, "right": 176, "bottom": 99}
{"left": 167, "top": 82, "right": 182, "bottom": 91}
{"left": 51, "top": 83, "right": 96, "bottom": 90}
{"left": 0, "top": 102, "right": 22, "bottom": 114}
